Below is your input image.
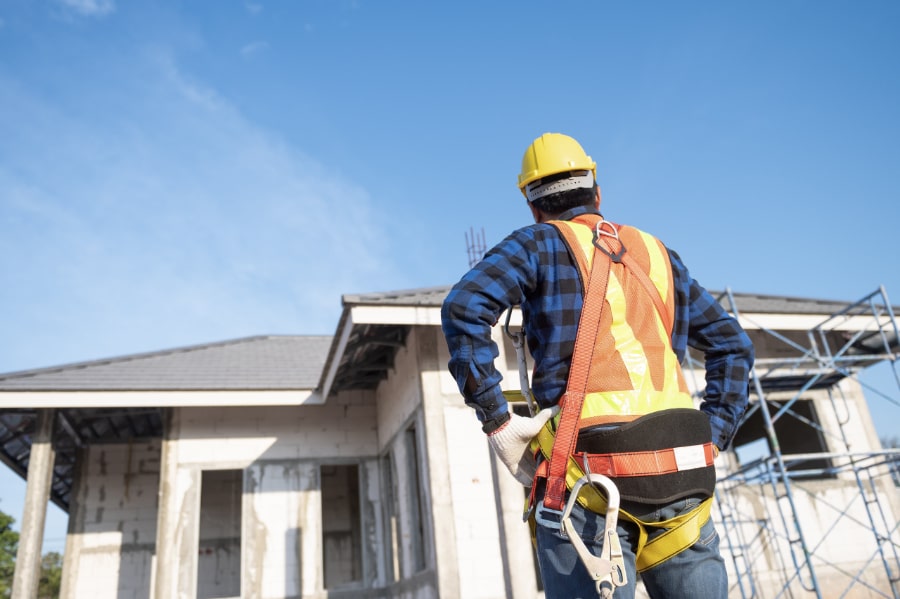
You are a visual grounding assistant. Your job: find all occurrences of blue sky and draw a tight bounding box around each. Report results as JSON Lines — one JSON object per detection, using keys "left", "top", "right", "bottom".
{"left": 1, "top": 0, "right": 899, "bottom": 553}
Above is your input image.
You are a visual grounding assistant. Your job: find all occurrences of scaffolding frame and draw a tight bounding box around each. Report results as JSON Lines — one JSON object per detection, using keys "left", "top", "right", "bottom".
{"left": 704, "top": 287, "right": 900, "bottom": 598}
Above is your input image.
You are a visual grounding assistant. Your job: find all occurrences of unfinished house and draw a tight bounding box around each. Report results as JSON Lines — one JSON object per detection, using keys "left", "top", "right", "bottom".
{"left": 1, "top": 286, "right": 898, "bottom": 599}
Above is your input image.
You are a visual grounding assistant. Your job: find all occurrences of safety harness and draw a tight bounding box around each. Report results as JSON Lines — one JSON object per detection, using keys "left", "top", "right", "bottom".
{"left": 523, "top": 214, "right": 717, "bottom": 576}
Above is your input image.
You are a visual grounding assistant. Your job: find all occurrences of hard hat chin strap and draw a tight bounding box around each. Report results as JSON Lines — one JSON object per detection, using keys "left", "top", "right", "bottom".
{"left": 526, "top": 170, "right": 594, "bottom": 203}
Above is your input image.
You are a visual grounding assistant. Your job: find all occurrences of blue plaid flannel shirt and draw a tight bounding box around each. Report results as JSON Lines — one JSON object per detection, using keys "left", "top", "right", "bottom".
{"left": 440, "top": 206, "right": 754, "bottom": 450}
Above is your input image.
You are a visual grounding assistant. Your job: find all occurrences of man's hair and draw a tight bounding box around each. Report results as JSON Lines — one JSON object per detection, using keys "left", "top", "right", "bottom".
{"left": 529, "top": 171, "right": 596, "bottom": 215}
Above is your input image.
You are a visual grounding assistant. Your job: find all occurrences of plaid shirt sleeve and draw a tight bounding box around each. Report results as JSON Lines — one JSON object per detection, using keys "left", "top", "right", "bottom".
{"left": 440, "top": 227, "right": 542, "bottom": 424}
{"left": 669, "top": 249, "right": 755, "bottom": 450}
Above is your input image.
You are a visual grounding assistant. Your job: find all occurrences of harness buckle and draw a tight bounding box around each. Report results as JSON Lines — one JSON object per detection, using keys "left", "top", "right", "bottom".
{"left": 534, "top": 502, "right": 565, "bottom": 531}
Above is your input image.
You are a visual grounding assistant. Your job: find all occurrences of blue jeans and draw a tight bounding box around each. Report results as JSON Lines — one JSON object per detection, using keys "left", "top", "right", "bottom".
{"left": 534, "top": 485, "right": 727, "bottom": 599}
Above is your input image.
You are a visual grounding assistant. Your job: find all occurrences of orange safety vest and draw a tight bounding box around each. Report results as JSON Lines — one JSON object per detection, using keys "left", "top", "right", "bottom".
{"left": 528, "top": 214, "right": 717, "bottom": 571}
{"left": 551, "top": 214, "right": 695, "bottom": 425}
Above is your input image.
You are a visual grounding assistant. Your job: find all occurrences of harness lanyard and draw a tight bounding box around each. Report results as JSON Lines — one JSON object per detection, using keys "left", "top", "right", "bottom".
{"left": 543, "top": 224, "right": 615, "bottom": 511}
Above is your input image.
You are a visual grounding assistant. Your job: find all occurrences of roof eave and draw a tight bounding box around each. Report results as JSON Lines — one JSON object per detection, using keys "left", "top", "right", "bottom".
{"left": 0, "top": 389, "right": 320, "bottom": 408}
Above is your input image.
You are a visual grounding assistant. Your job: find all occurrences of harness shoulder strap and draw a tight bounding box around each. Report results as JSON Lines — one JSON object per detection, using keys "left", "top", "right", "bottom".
{"left": 543, "top": 220, "right": 613, "bottom": 511}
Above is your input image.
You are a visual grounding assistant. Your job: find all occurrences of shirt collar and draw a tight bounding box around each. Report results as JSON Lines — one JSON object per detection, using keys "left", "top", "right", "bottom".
{"left": 555, "top": 205, "right": 602, "bottom": 222}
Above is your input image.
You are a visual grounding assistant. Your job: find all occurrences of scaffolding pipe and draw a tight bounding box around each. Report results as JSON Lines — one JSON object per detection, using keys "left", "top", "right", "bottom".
{"left": 727, "top": 288, "right": 824, "bottom": 598}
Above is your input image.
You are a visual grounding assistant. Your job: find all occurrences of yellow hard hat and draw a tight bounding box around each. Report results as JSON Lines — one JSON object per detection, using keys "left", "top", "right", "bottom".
{"left": 517, "top": 133, "right": 596, "bottom": 201}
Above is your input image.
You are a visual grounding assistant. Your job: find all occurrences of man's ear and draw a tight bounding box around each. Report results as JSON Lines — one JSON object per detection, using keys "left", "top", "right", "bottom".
{"left": 594, "top": 186, "right": 602, "bottom": 211}
{"left": 529, "top": 202, "right": 544, "bottom": 223}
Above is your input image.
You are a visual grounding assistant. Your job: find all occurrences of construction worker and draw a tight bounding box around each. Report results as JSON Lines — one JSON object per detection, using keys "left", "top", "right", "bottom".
{"left": 441, "top": 132, "right": 754, "bottom": 598}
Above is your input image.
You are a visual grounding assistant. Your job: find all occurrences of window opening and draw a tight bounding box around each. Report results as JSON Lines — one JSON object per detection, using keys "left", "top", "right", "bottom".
{"left": 197, "top": 469, "right": 242, "bottom": 599}
{"left": 733, "top": 399, "right": 834, "bottom": 479}
{"left": 321, "top": 464, "right": 362, "bottom": 588}
{"left": 405, "top": 425, "right": 426, "bottom": 572}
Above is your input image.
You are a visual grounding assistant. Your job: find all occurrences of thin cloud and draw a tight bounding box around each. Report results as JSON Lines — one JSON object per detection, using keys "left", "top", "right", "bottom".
{"left": 245, "top": 2, "right": 263, "bottom": 15}
{"left": 58, "top": 0, "right": 115, "bottom": 17}
{"left": 240, "top": 41, "right": 269, "bottom": 58}
{"left": 0, "top": 51, "right": 398, "bottom": 370}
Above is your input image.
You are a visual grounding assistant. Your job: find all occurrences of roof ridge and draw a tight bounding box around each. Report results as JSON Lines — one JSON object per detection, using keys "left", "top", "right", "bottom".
{"left": 342, "top": 284, "right": 451, "bottom": 304}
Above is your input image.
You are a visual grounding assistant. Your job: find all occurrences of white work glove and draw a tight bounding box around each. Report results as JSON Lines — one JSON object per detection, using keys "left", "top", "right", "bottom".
{"left": 487, "top": 407, "right": 559, "bottom": 486}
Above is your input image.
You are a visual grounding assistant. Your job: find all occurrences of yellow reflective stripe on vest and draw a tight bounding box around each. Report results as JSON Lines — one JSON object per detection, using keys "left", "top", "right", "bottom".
{"left": 569, "top": 220, "right": 596, "bottom": 272}
{"left": 532, "top": 424, "right": 713, "bottom": 571}
{"left": 579, "top": 390, "right": 694, "bottom": 419}
{"left": 636, "top": 229, "right": 670, "bottom": 316}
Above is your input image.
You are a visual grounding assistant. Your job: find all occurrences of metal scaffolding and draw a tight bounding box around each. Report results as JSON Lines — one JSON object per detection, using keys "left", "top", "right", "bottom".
{"left": 709, "top": 287, "right": 900, "bottom": 598}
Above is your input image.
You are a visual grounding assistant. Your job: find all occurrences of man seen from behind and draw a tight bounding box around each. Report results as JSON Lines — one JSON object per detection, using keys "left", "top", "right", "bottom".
{"left": 441, "top": 132, "right": 754, "bottom": 598}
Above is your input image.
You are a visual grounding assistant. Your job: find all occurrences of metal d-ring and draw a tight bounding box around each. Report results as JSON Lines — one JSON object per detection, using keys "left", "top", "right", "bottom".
{"left": 593, "top": 219, "right": 627, "bottom": 263}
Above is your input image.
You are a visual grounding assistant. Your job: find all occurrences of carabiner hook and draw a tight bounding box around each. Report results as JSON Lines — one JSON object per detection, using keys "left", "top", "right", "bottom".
{"left": 560, "top": 472, "right": 628, "bottom": 597}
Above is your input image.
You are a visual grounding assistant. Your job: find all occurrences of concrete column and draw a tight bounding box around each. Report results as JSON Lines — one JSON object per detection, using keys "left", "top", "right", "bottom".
{"left": 153, "top": 408, "right": 201, "bottom": 599}
{"left": 415, "top": 328, "right": 461, "bottom": 598}
{"left": 153, "top": 408, "right": 177, "bottom": 599}
{"left": 12, "top": 409, "right": 56, "bottom": 599}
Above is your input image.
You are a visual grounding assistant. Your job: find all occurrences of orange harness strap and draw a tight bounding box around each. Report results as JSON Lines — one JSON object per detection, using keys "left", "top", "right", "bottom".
{"left": 575, "top": 443, "right": 716, "bottom": 478}
{"left": 542, "top": 228, "right": 614, "bottom": 511}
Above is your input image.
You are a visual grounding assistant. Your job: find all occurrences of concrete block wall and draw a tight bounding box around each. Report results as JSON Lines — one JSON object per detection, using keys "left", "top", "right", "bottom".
{"left": 371, "top": 328, "right": 443, "bottom": 597}
{"left": 153, "top": 392, "right": 383, "bottom": 599}
{"left": 434, "top": 323, "right": 543, "bottom": 599}
{"left": 177, "top": 393, "right": 378, "bottom": 464}
{"left": 243, "top": 460, "right": 318, "bottom": 598}
{"left": 61, "top": 441, "right": 161, "bottom": 599}
{"left": 375, "top": 334, "right": 425, "bottom": 452}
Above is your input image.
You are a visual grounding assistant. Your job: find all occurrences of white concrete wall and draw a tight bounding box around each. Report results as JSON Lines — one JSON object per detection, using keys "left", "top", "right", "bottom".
{"left": 372, "top": 328, "right": 442, "bottom": 598}
{"left": 176, "top": 394, "right": 378, "bottom": 464}
{"left": 244, "top": 460, "right": 317, "bottom": 598}
{"left": 153, "top": 391, "right": 382, "bottom": 599}
{"left": 61, "top": 441, "right": 160, "bottom": 599}
{"left": 352, "top": 323, "right": 521, "bottom": 599}
{"left": 434, "top": 324, "right": 542, "bottom": 599}
{"left": 376, "top": 332, "right": 426, "bottom": 454}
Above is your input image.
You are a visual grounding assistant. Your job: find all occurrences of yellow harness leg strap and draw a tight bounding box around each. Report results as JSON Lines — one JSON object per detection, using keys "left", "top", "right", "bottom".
{"left": 636, "top": 497, "right": 713, "bottom": 572}
{"left": 532, "top": 425, "right": 714, "bottom": 572}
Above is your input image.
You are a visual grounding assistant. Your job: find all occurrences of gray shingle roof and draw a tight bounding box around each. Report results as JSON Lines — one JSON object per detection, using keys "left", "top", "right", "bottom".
{"left": 342, "top": 285, "right": 452, "bottom": 307}
{"left": 0, "top": 335, "right": 331, "bottom": 391}
{"left": 2, "top": 288, "right": 891, "bottom": 393}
